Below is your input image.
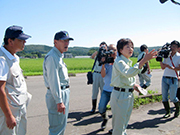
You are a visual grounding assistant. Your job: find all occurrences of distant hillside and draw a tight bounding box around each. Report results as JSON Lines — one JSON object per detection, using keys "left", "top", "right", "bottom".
{"left": 23, "top": 44, "right": 97, "bottom": 57}
{"left": 66, "top": 47, "right": 94, "bottom": 56}
{"left": 24, "top": 44, "right": 52, "bottom": 54}
{"left": 22, "top": 44, "right": 161, "bottom": 57}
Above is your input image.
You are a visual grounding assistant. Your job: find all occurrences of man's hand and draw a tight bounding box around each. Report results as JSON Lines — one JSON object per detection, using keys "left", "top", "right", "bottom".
{"left": 163, "top": 63, "right": 174, "bottom": 70}
{"left": 101, "top": 57, "right": 105, "bottom": 62}
{"left": 57, "top": 103, "right": 66, "bottom": 114}
{"left": 0, "top": 81, "right": 16, "bottom": 129}
{"left": 6, "top": 115, "right": 16, "bottom": 129}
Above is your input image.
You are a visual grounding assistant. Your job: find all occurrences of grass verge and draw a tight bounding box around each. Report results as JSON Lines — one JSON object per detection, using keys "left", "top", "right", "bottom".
{"left": 107, "top": 90, "right": 162, "bottom": 110}
{"left": 133, "top": 94, "right": 162, "bottom": 109}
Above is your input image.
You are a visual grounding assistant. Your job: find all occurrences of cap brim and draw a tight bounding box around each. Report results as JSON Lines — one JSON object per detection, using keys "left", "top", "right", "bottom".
{"left": 59, "top": 37, "right": 74, "bottom": 41}
{"left": 17, "top": 33, "right": 31, "bottom": 40}
{"left": 69, "top": 38, "right": 74, "bottom": 41}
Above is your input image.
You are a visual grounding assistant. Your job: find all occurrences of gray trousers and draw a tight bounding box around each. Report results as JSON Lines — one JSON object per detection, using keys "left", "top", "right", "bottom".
{"left": 0, "top": 104, "right": 27, "bottom": 135}
{"left": 110, "top": 89, "right": 134, "bottom": 135}
{"left": 92, "top": 72, "right": 104, "bottom": 99}
{"left": 46, "top": 88, "right": 70, "bottom": 135}
{"left": 138, "top": 72, "right": 151, "bottom": 87}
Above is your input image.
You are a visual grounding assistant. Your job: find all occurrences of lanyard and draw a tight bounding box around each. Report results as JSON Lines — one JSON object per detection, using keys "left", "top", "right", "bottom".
{"left": 170, "top": 55, "right": 179, "bottom": 78}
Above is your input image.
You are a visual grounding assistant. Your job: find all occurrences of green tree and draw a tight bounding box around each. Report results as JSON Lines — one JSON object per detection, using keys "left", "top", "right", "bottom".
{"left": 87, "top": 48, "right": 98, "bottom": 56}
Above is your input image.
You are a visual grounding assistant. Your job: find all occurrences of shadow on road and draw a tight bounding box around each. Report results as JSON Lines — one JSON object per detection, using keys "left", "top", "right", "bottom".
{"left": 147, "top": 107, "right": 175, "bottom": 115}
{"left": 68, "top": 111, "right": 112, "bottom": 135}
{"left": 68, "top": 107, "right": 176, "bottom": 134}
{"left": 68, "top": 111, "right": 102, "bottom": 125}
{"left": 128, "top": 107, "right": 176, "bottom": 130}
{"left": 83, "top": 129, "right": 111, "bottom": 135}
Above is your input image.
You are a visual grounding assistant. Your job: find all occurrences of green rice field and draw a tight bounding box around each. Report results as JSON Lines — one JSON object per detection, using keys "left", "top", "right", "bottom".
{"left": 20, "top": 58, "right": 161, "bottom": 76}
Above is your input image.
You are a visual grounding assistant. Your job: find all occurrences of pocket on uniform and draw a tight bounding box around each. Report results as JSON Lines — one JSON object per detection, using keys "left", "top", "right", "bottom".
{"left": 12, "top": 72, "right": 23, "bottom": 88}
{"left": 10, "top": 93, "right": 28, "bottom": 106}
{"left": 48, "top": 110, "right": 65, "bottom": 127}
{"left": 8, "top": 103, "right": 21, "bottom": 118}
{"left": 46, "top": 92, "right": 57, "bottom": 110}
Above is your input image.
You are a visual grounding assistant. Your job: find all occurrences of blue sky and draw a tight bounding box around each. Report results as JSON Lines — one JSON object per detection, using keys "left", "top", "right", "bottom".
{"left": 0, "top": 0, "right": 179, "bottom": 48}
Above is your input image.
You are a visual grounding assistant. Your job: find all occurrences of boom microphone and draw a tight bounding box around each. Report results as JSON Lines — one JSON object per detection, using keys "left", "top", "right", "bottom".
{"left": 160, "top": 0, "right": 168, "bottom": 3}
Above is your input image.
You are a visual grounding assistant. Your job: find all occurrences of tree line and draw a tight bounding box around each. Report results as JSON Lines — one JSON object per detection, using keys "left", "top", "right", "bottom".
{"left": 16, "top": 44, "right": 161, "bottom": 58}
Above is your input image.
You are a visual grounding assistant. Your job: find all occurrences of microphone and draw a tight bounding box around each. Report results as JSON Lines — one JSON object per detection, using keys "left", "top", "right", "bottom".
{"left": 171, "top": 0, "right": 180, "bottom": 5}
{"left": 160, "top": 0, "right": 180, "bottom": 5}
{"left": 160, "top": 0, "right": 168, "bottom": 3}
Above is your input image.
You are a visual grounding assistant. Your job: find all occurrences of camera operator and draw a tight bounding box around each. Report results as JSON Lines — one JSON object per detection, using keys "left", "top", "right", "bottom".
{"left": 160, "top": 40, "right": 180, "bottom": 118}
{"left": 177, "top": 46, "right": 180, "bottom": 100}
{"left": 98, "top": 44, "right": 117, "bottom": 131}
{"left": 90, "top": 42, "right": 107, "bottom": 113}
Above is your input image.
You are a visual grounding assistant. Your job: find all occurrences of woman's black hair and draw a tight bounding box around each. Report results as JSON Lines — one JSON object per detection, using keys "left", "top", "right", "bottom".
{"left": 117, "top": 38, "right": 134, "bottom": 56}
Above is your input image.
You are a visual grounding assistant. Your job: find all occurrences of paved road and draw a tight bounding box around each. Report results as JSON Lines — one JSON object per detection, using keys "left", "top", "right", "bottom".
{"left": 26, "top": 69, "right": 180, "bottom": 135}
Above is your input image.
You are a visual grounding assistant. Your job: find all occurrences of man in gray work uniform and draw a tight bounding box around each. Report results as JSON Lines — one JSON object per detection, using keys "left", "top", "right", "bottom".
{"left": 0, "top": 25, "right": 32, "bottom": 135}
{"left": 43, "top": 31, "right": 74, "bottom": 135}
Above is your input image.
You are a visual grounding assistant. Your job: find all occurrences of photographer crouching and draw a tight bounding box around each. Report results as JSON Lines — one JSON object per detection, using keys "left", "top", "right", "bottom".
{"left": 158, "top": 40, "right": 180, "bottom": 118}
{"left": 98, "top": 44, "right": 117, "bottom": 132}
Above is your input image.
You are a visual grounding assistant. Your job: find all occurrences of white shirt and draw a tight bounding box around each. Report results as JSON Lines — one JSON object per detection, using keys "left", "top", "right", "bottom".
{"left": 163, "top": 52, "right": 180, "bottom": 78}
{"left": 0, "top": 46, "right": 29, "bottom": 106}
{"left": 0, "top": 46, "right": 19, "bottom": 81}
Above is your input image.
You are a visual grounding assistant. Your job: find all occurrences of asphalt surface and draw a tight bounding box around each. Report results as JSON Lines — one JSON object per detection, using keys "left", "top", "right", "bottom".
{"left": 26, "top": 69, "right": 180, "bottom": 135}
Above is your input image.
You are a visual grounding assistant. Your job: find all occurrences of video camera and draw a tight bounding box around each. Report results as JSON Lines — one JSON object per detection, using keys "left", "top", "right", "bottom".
{"left": 156, "top": 43, "right": 171, "bottom": 62}
{"left": 97, "top": 45, "right": 114, "bottom": 66}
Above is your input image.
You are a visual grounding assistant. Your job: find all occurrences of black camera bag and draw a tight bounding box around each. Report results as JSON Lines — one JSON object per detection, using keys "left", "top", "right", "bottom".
{"left": 87, "top": 57, "right": 97, "bottom": 85}
{"left": 87, "top": 71, "right": 93, "bottom": 84}
{"left": 141, "top": 64, "right": 148, "bottom": 74}
{"left": 137, "top": 53, "right": 148, "bottom": 74}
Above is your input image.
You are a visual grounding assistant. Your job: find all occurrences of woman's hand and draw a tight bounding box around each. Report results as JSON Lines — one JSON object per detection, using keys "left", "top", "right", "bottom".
{"left": 139, "top": 49, "right": 157, "bottom": 69}
{"left": 144, "top": 49, "right": 157, "bottom": 61}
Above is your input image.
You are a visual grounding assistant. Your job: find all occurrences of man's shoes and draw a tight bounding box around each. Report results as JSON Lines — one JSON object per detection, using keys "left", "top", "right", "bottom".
{"left": 174, "top": 102, "right": 180, "bottom": 118}
{"left": 163, "top": 102, "right": 171, "bottom": 118}
{"left": 163, "top": 112, "right": 171, "bottom": 118}
{"left": 90, "top": 109, "right": 95, "bottom": 114}
{"left": 101, "top": 118, "right": 108, "bottom": 130}
{"left": 108, "top": 129, "right": 113, "bottom": 134}
{"left": 90, "top": 99, "right": 97, "bottom": 114}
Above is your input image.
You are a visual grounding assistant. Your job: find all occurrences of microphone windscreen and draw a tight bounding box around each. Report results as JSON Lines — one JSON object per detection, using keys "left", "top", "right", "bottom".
{"left": 160, "top": 0, "right": 168, "bottom": 3}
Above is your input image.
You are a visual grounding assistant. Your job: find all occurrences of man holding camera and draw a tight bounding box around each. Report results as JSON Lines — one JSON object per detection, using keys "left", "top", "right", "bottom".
{"left": 160, "top": 40, "right": 180, "bottom": 118}
{"left": 98, "top": 44, "right": 117, "bottom": 131}
{"left": 90, "top": 42, "right": 107, "bottom": 113}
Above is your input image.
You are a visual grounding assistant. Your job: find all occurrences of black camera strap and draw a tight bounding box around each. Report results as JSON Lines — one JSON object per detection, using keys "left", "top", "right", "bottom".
{"left": 91, "top": 57, "right": 98, "bottom": 71}
{"left": 137, "top": 53, "right": 145, "bottom": 62}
